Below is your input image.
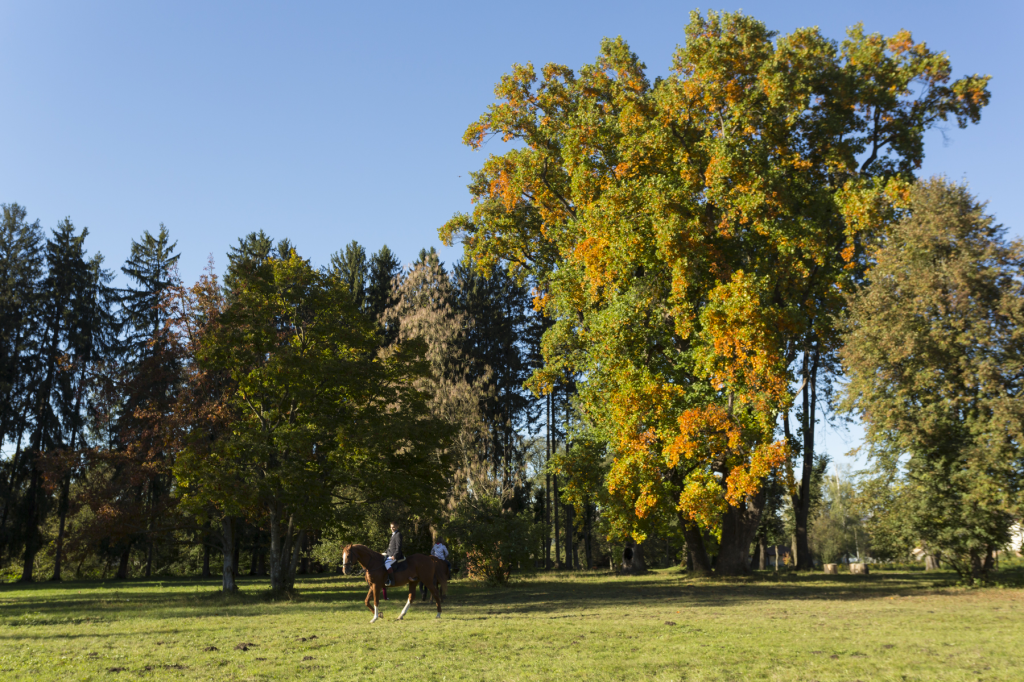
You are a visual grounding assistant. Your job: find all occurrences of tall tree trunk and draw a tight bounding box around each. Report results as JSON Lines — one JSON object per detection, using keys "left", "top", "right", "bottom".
{"left": 249, "top": 531, "right": 259, "bottom": 576}
{"left": 584, "top": 501, "right": 593, "bottom": 570}
{"left": 144, "top": 486, "right": 155, "bottom": 579}
{"left": 201, "top": 520, "right": 212, "bottom": 578}
{"left": 116, "top": 544, "right": 131, "bottom": 580}
{"left": 750, "top": 534, "right": 762, "bottom": 572}
{"left": 757, "top": 535, "right": 767, "bottom": 570}
{"left": 553, "top": 472, "right": 561, "bottom": 568}
{"left": 268, "top": 507, "right": 295, "bottom": 594}
{"left": 682, "top": 521, "right": 713, "bottom": 575}
{"left": 221, "top": 516, "right": 237, "bottom": 593}
{"left": 716, "top": 488, "right": 766, "bottom": 576}
{"left": 50, "top": 474, "right": 71, "bottom": 581}
{"left": 287, "top": 529, "right": 305, "bottom": 587}
{"left": 791, "top": 348, "right": 819, "bottom": 571}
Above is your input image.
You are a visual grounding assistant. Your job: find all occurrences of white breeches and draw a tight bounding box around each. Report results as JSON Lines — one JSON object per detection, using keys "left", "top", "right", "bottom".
{"left": 385, "top": 557, "right": 395, "bottom": 570}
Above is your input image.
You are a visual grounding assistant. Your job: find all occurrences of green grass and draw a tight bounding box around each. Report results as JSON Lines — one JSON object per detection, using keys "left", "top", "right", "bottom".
{"left": 1, "top": 567, "right": 1023, "bottom": 681}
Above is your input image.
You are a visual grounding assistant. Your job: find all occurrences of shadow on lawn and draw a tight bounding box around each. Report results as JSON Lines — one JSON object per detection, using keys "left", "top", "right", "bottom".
{"left": 0, "top": 569, "right": 984, "bottom": 623}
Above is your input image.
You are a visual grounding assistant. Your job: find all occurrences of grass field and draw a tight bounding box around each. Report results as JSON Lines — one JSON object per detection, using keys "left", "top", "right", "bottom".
{"left": 1, "top": 567, "right": 1023, "bottom": 681}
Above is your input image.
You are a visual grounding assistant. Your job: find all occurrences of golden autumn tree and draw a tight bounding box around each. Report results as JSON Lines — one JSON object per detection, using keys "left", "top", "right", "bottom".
{"left": 441, "top": 11, "right": 989, "bottom": 574}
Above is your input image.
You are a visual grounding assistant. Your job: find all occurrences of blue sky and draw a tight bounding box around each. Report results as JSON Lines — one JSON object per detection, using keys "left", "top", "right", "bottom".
{"left": 2, "top": 0, "right": 1020, "bottom": 466}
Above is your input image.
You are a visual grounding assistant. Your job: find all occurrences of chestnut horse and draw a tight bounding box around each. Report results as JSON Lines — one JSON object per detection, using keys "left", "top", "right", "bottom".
{"left": 341, "top": 544, "right": 442, "bottom": 622}
{"left": 420, "top": 555, "right": 451, "bottom": 602}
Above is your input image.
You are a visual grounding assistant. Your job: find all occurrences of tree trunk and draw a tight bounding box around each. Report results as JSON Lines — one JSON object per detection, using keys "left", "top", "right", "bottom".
{"left": 201, "top": 520, "right": 212, "bottom": 578}
{"left": 682, "top": 521, "right": 713, "bottom": 575}
{"left": 50, "top": 474, "right": 71, "bottom": 581}
{"left": 221, "top": 516, "right": 238, "bottom": 593}
{"left": 791, "top": 349, "right": 819, "bottom": 571}
{"left": 716, "top": 488, "right": 766, "bottom": 576}
{"left": 268, "top": 507, "right": 295, "bottom": 594}
{"left": 553, "top": 473, "right": 561, "bottom": 568}
{"left": 288, "top": 529, "right": 305, "bottom": 587}
{"left": 584, "top": 501, "right": 593, "bottom": 570}
{"left": 544, "top": 393, "right": 552, "bottom": 569}
{"left": 566, "top": 502, "right": 578, "bottom": 569}
{"left": 116, "top": 544, "right": 131, "bottom": 580}
{"left": 630, "top": 542, "right": 647, "bottom": 574}
{"left": 19, "top": 467, "right": 43, "bottom": 582}
{"left": 757, "top": 535, "right": 767, "bottom": 570}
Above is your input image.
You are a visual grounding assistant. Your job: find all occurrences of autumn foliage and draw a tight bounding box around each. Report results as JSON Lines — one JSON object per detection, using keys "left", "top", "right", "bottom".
{"left": 442, "top": 11, "right": 990, "bottom": 542}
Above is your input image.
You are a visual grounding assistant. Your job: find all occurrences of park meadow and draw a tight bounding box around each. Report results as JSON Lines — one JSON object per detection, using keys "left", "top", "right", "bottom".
{"left": 2, "top": 567, "right": 1024, "bottom": 681}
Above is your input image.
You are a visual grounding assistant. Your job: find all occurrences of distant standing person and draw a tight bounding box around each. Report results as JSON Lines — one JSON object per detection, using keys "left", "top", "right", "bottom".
{"left": 384, "top": 521, "right": 404, "bottom": 586}
{"left": 431, "top": 537, "right": 451, "bottom": 575}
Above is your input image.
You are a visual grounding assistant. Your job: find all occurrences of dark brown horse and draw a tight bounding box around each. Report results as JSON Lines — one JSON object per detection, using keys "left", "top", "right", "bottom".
{"left": 342, "top": 544, "right": 442, "bottom": 622}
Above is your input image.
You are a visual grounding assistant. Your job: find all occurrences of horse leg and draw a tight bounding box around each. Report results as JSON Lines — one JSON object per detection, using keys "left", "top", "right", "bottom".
{"left": 367, "top": 583, "right": 380, "bottom": 623}
{"left": 399, "top": 582, "right": 416, "bottom": 620}
{"left": 426, "top": 579, "right": 442, "bottom": 619}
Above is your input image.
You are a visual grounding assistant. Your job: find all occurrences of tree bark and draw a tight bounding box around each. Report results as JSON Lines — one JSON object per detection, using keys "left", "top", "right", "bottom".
{"left": 791, "top": 348, "right": 819, "bottom": 571}
{"left": 630, "top": 542, "right": 647, "bottom": 574}
{"left": 201, "top": 520, "right": 212, "bottom": 578}
{"left": 758, "top": 535, "right": 767, "bottom": 570}
{"left": 50, "top": 474, "right": 71, "bottom": 581}
{"left": 584, "top": 501, "right": 593, "bottom": 570}
{"left": 553, "top": 472, "right": 561, "bottom": 568}
{"left": 221, "top": 516, "right": 237, "bottom": 593}
{"left": 682, "top": 521, "right": 713, "bottom": 575}
{"left": 116, "top": 544, "right": 131, "bottom": 580}
{"left": 544, "top": 392, "right": 552, "bottom": 568}
{"left": 716, "top": 488, "right": 767, "bottom": 576}
{"left": 268, "top": 507, "right": 295, "bottom": 594}
{"left": 288, "top": 529, "right": 305, "bottom": 586}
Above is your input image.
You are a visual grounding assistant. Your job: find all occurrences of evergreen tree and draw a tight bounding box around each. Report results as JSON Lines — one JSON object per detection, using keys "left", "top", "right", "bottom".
{"left": 17, "top": 219, "right": 109, "bottom": 581}
{"left": 453, "top": 262, "right": 541, "bottom": 495}
{"left": 0, "top": 204, "right": 44, "bottom": 564}
{"left": 92, "top": 225, "right": 180, "bottom": 579}
{"left": 224, "top": 230, "right": 273, "bottom": 295}
{"left": 366, "top": 245, "right": 402, "bottom": 343}
{"left": 330, "top": 240, "right": 368, "bottom": 309}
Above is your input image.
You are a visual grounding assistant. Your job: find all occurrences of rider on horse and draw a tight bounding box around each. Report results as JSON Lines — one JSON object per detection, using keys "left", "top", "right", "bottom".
{"left": 384, "top": 521, "right": 404, "bottom": 586}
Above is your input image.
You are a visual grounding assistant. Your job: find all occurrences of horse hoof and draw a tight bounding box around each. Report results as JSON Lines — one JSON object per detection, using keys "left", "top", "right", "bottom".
{"left": 435, "top": 613, "right": 441, "bottom": 619}
{"left": 370, "top": 617, "right": 378, "bottom": 623}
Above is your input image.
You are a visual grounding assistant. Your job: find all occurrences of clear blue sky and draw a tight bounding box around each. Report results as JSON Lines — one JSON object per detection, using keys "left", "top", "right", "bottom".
{"left": 3, "top": 1, "right": 1020, "bottom": 465}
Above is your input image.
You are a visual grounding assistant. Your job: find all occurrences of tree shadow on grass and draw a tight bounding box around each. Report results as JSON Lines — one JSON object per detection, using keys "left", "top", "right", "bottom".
{"left": 0, "top": 569, "right": 997, "bottom": 623}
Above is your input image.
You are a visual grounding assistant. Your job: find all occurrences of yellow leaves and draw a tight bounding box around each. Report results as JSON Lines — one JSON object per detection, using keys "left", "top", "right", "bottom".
{"left": 677, "top": 471, "right": 727, "bottom": 532}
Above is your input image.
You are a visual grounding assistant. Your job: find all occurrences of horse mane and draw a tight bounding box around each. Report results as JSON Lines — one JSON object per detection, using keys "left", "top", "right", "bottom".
{"left": 345, "top": 544, "right": 385, "bottom": 571}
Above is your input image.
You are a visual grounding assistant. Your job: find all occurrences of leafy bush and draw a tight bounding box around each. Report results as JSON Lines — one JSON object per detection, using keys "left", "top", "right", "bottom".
{"left": 444, "top": 493, "right": 541, "bottom": 585}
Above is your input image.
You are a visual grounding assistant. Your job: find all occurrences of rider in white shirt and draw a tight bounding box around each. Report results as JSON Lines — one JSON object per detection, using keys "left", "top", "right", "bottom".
{"left": 431, "top": 538, "right": 450, "bottom": 574}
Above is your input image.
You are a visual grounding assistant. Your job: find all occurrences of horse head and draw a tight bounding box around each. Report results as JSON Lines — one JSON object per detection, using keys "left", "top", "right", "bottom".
{"left": 341, "top": 544, "right": 352, "bottom": 575}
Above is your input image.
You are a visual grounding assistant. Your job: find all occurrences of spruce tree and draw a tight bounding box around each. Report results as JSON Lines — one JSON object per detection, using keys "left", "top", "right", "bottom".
{"left": 330, "top": 240, "right": 368, "bottom": 309}
{"left": 0, "top": 204, "right": 44, "bottom": 564}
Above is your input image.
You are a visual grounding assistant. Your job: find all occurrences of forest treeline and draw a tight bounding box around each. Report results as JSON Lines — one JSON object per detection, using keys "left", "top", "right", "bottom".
{"left": 2, "top": 11, "right": 1023, "bottom": 590}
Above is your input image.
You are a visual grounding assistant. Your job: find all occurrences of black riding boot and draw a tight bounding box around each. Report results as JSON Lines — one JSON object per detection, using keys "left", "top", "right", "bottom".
{"left": 385, "top": 567, "right": 393, "bottom": 587}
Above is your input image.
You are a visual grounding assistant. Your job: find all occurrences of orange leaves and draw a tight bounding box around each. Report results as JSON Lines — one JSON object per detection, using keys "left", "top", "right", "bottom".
{"left": 664, "top": 404, "right": 738, "bottom": 469}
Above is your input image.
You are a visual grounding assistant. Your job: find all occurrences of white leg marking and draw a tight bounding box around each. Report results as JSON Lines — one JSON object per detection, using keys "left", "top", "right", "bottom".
{"left": 370, "top": 604, "right": 379, "bottom": 623}
{"left": 399, "top": 599, "right": 411, "bottom": 620}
